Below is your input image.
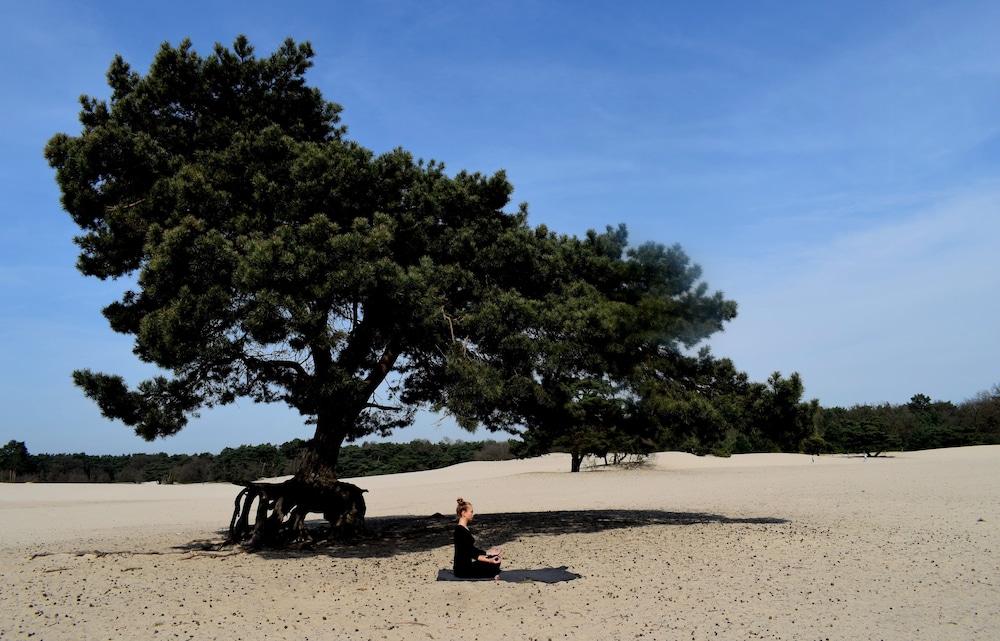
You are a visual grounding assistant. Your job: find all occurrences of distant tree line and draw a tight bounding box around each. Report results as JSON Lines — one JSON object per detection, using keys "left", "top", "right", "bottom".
{"left": 813, "top": 388, "right": 1000, "bottom": 457}
{"left": 0, "top": 439, "right": 513, "bottom": 484}
{"left": 3, "top": 380, "right": 997, "bottom": 482}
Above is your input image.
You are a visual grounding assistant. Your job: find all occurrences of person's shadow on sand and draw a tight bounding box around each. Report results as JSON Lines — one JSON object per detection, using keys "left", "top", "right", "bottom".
{"left": 437, "top": 566, "right": 581, "bottom": 583}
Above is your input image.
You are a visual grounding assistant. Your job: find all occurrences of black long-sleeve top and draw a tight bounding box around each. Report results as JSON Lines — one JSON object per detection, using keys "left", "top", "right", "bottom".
{"left": 453, "top": 524, "right": 489, "bottom": 576}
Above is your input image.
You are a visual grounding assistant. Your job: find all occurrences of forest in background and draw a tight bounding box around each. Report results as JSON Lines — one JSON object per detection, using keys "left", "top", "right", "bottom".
{"left": 0, "top": 439, "right": 514, "bottom": 484}
{"left": 3, "top": 383, "right": 997, "bottom": 483}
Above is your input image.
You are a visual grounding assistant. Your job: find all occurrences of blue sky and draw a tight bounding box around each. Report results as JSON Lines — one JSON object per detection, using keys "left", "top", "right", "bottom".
{"left": 2, "top": 1, "right": 998, "bottom": 454}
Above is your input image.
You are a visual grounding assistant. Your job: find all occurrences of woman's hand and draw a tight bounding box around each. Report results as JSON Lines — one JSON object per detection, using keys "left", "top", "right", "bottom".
{"left": 478, "top": 554, "right": 501, "bottom": 565}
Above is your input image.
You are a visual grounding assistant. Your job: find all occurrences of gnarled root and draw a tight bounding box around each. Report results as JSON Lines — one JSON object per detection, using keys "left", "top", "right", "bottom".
{"left": 228, "top": 478, "right": 367, "bottom": 548}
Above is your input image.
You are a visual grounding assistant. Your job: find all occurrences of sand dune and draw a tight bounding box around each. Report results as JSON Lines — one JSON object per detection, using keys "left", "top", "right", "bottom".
{"left": 1, "top": 446, "right": 998, "bottom": 640}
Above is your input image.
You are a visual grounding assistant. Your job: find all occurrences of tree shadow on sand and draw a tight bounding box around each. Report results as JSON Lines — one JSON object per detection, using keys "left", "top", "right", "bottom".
{"left": 179, "top": 509, "right": 787, "bottom": 560}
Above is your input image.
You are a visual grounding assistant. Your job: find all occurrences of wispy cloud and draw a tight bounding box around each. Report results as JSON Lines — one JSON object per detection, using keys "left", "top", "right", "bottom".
{"left": 709, "top": 183, "right": 1000, "bottom": 405}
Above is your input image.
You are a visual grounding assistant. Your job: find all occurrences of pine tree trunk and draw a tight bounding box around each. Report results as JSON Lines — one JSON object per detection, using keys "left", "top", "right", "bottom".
{"left": 296, "top": 411, "right": 348, "bottom": 487}
{"left": 570, "top": 451, "right": 583, "bottom": 473}
{"left": 228, "top": 407, "right": 368, "bottom": 547}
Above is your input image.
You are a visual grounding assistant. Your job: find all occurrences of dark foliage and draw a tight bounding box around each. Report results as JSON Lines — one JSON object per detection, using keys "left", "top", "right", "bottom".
{"left": 635, "top": 350, "right": 820, "bottom": 457}
{"left": 5, "top": 439, "right": 513, "bottom": 484}
{"left": 817, "top": 389, "right": 1000, "bottom": 455}
{"left": 0, "top": 440, "right": 34, "bottom": 481}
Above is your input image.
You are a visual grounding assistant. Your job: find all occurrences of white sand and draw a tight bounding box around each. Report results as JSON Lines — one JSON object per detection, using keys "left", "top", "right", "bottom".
{"left": 1, "top": 446, "right": 998, "bottom": 640}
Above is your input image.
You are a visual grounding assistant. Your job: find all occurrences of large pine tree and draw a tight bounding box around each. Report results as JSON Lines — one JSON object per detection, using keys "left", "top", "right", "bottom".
{"left": 46, "top": 36, "right": 735, "bottom": 545}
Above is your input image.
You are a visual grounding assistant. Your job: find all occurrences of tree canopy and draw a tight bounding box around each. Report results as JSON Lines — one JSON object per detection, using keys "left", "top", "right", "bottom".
{"left": 47, "top": 37, "right": 542, "bottom": 478}
{"left": 0, "top": 440, "right": 33, "bottom": 481}
{"left": 478, "top": 227, "right": 738, "bottom": 471}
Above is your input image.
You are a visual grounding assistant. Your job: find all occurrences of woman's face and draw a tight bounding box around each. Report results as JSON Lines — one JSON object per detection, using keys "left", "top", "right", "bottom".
{"left": 463, "top": 505, "right": 475, "bottom": 521}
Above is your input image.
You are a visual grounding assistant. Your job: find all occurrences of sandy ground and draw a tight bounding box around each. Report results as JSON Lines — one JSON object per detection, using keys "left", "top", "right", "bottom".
{"left": 1, "top": 446, "right": 998, "bottom": 641}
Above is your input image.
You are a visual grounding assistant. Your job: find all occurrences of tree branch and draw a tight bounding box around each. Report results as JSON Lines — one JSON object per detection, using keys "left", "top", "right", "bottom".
{"left": 336, "top": 314, "right": 376, "bottom": 372}
{"left": 104, "top": 198, "right": 146, "bottom": 212}
{"left": 365, "top": 402, "right": 403, "bottom": 411}
{"left": 243, "top": 356, "right": 308, "bottom": 379}
{"left": 442, "top": 306, "right": 456, "bottom": 342}
{"left": 361, "top": 342, "right": 401, "bottom": 399}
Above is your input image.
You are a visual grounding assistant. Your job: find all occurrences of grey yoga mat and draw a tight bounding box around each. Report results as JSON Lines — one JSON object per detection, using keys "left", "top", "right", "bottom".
{"left": 436, "top": 566, "right": 581, "bottom": 583}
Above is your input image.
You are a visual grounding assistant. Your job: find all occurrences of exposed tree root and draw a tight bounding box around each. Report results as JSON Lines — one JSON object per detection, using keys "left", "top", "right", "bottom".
{"left": 228, "top": 477, "right": 367, "bottom": 548}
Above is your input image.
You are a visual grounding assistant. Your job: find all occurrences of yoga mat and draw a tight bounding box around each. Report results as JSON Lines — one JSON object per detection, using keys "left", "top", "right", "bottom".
{"left": 436, "top": 566, "right": 581, "bottom": 583}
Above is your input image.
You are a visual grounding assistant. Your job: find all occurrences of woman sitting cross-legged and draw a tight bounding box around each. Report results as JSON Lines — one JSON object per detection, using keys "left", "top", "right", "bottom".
{"left": 453, "top": 497, "right": 502, "bottom": 579}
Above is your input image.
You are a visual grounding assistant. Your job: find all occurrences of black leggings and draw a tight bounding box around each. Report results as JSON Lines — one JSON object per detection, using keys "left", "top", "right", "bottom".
{"left": 455, "top": 561, "right": 501, "bottom": 578}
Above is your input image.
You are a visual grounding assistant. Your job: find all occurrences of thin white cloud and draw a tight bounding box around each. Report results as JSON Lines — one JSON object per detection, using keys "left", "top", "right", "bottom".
{"left": 709, "top": 185, "right": 1000, "bottom": 405}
